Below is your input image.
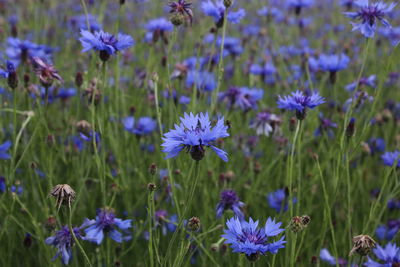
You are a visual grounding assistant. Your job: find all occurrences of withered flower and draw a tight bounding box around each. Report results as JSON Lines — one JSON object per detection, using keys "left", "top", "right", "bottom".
{"left": 49, "top": 184, "right": 76, "bottom": 210}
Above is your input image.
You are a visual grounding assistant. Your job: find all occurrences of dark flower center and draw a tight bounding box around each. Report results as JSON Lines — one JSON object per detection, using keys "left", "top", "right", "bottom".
{"left": 358, "top": 6, "right": 385, "bottom": 26}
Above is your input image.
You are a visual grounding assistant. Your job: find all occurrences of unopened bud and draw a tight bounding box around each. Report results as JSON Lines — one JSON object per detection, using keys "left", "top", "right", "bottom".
{"left": 187, "top": 217, "right": 201, "bottom": 232}
{"left": 223, "top": 0, "right": 233, "bottom": 8}
{"left": 149, "top": 163, "right": 157, "bottom": 175}
{"left": 147, "top": 183, "right": 157, "bottom": 192}
{"left": 345, "top": 118, "right": 356, "bottom": 139}
{"left": 170, "top": 13, "right": 185, "bottom": 26}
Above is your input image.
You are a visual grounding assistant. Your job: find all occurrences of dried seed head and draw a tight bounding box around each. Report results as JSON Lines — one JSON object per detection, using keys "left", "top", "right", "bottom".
{"left": 49, "top": 184, "right": 76, "bottom": 210}
{"left": 349, "top": 235, "right": 376, "bottom": 256}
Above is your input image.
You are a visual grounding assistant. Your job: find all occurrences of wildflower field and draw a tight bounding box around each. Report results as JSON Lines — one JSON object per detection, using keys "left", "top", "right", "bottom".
{"left": 1, "top": 0, "right": 400, "bottom": 266}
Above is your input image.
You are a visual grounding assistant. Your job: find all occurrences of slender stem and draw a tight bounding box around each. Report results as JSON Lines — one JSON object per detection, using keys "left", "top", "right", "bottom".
{"left": 68, "top": 205, "right": 93, "bottom": 267}
{"left": 211, "top": 8, "right": 228, "bottom": 114}
{"left": 80, "top": 0, "right": 91, "bottom": 31}
{"left": 148, "top": 189, "right": 155, "bottom": 267}
{"left": 288, "top": 120, "right": 301, "bottom": 218}
{"left": 164, "top": 161, "right": 200, "bottom": 265}
{"left": 153, "top": 76, "right": 181, "bottom": 217}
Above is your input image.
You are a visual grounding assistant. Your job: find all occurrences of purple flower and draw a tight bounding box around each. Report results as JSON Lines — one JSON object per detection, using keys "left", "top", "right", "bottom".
{"left": 31, "top": 57, "right": 63, "bottom": 86}
{"left": 343, "top": 0, "right": 396, "bottom": 38}
{"left": 122, "top": 116, "right": 157, "bottom": 136}
{"left": 249, "top": 112, "right": 281, "bottom": 137}
{"left": 318, "top": 53, "right": 350, "bottom": 73}
{"left": 319, "top": 248, "right": 336, "bottom": 266}
{"left": 345, "top": 74, "right": 376, "bottom": 92}
{"left": 6, "top": 37, "right": 54, "bottom": 66}
{"left": 186, "top": 70, "right": 216, "bottom": 92}
{"left": 222, "top": 217, "right": 285, "bottom": 260}
{"left": 154, "top": 210, "right": 178, "bottom": 235}
{"left": 219, "top": 87, "right": 264, "bottom": 111}
{"left": 161, "top": 112, "right": 229, "bottom": 162}
{"left": 201, "top": 1, "right": 246, "bottom": 27}
{"left": 375, "top": 220, "right": 400, "bottom": 241}
{"left": 267, "top": 189, "right": 296, "bottom": 213}
{"left": 79, "top": 30, "right": 134, "bottom": 61}
{"left": 0, "top": 140, "right": 12, "bottom": 160}
{"left": 216, "top": 190, "right": 245, "bottom": 219}
{"left": 381, "top": 150, "right": 400, "bottom": 167}
{"left": 84, "top": 208, "right": 132, "bottom": 245}
{"left": 367, "top": 138, "right": 385, "bottom": 155}
{"left": 45, "top": 225, "right": 85, "bottom": 265}
{"left": 144, "top": 18, "right": 173, "bottom": 43}
{"left": 365, "top": 243, "right": 400, "bottom": 266}
{"left": 277, "top": 90, "right": 325, "bottom": 120}
{"left": 0, "top": 177, "right": 6, "bottom": 193}
{"left": 168, "top": 0, "right": 194, "bottom": 24}
{"left": 314, "top": 113, "right": 337, "bottom": 138}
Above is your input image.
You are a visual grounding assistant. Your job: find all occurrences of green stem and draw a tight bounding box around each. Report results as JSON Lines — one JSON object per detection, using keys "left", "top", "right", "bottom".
{"left": 80, "top": 0, "right": 91, "bottom": 31}
{"left": 69, "top": 205, "right": 92, "bottom": 267}
{"left": 211, "top": 8, "right": 228, "bottom": 114}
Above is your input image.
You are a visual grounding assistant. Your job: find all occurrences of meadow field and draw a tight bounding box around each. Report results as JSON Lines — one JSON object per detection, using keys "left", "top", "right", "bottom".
{"left": 0, "top": 0, "right": 400, "bottom": 266}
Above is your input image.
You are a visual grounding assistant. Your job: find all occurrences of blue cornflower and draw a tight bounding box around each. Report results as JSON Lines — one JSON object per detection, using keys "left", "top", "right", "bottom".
{"left": 45, "top": 225, "right": 85, "bottom": 265}
{"left": 79, "top": 30, "right": 134, "bottom": 61}
{"left": 319, "top": 248, "right": 337, "bottom": 266}
{"left": 345, "top": 74, "right": 376, "bottom": 92}
{"left": 154, "top": 210, "right": 178, "bottom": 235}
{"left": 0, "top": 61, "right": 18, "bottom": 89}
{"left": 0, "top": 177, "right": 6, "bottom": 193}
{"left": 0, "top": 61, "right": 15, "bottom": 78}
{"left": 249, "top": 62, "right": 277, "bottom": 84}
{"left": 161, "top": 112, "right": 229, "bottom": 162}
{"left": 318, "top": 53, "right": 350, "bottom": 84}
{"left": 219, "top": 87, "right": 264, "bottom": 111}
{"left": 144, "top": 18, "right": 173, "bottom": 43}
{"left": 186, "top": 70, "right": 216, "bottom": 92}
{"left": 222, "top": 217, "right": 286, "bottom": 261}
{"left": 84, "top": 208, "right": 132, "bottom": 245}
{"left": 0, "top": 140, "right": 12, "bottom": 160}
{"left": 216, "top": 190, "right": 245, "bottom": 219}
{"left": 343, "top": 0, "right": 396, "bottom": 38}
{"left": 314, "top": 113, "right": 338, "bottom": 138}
{"left": 367, "top": 137, "right": 385, "bottom": 155}
{"left": 379, "top": 26, "right": 400, "bottom": 46}
{"left": 201, "top": 1, "right": 246, "bottom": 27}
{"left": 365, "top": 243, "right": 400, "bottom": 266}
{"left": 217, "top": 36, "right": 244, "bottom": 57}
{"left": 267, "top": 189, "right": 296, "bottom": 213}
{"left": 381, "top": 150, "right": 400, "bottom": 167}
{"left": 318, "top": 53, "right": 350, "bottom": 73}
{"left": 287, "top": 0, "right": 314, "bottom": 15}
{"left": 277, "top": 90, "right": 325, "bottom": 120}
{"left": 375, "top": 220, "right": 400, "bottom": 241}
{"left": 122, "top": 116, "right": 157, "bottom": 136}
{"left": 6, "top": 37, "right": 54, "bottom": 66}
{"left": 249, "top": 111, "right": 281, "bottom": 137}
{"left": 69, "top": 14, "right": 102, "bottom": 31}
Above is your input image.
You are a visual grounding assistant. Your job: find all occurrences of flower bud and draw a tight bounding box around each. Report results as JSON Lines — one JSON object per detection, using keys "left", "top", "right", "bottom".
{"left": 187, "top": 217, "right": 201, "bottom": 232}
{"left": 147, "top": 183, "right": 157, "bottom": 192}
{"left": 223, "top": 0, "right": 233, "bottom": 8}
{"left": 170, "top": 13, "right": 185, "bottom": 26}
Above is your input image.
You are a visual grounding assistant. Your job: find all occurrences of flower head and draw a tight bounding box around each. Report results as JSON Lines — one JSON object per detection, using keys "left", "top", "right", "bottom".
{"left": 168, "top": 0, "right": 193, "bottom": 24}
{"left": 161, "top": 112, "right": 229, "bottom": 162}
{"left": 0, "top": 140, "right": 12, "bottom": 160}
{"left": 84, "top": 208, "right": 132, "bottom": 244}
{"left": 31, "top": 57, "right": 62, "bottom": 87}
{"left": 216, "top": 190, "right": 245, "bottom": 219}
{"left": 277, "top": 90, "right": 325, "bottom": 120}
{"left": 219, "top": 87, "right": 264, "bottom": 111}
{"left": 45, "top": 225, "right": 84, "bottom": 265}
{"left": 122, "top": 116, "right": 157, "bottom": 136}
{"left": 267, "top": 189, "right": 296, "bottom": 213}
{"left": 365, "top": 243, "right": 400, "bottom": 266}
{"left": 381, "top": 150, "right": 400, "bottom": 167}
{"left": 79, "top": 30, "right": 134, "bottom": 61}
{"left": 344, "top": 0, "right": 396, "bottom": 38}
{"left": 250, "top": 111, "right": 281, "bottom": 137}
{"left": 222, "top": 217, "right": 285, "bottom": 261}
{"left": 144, "top": 18, "right": 174, "bottom": 43}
